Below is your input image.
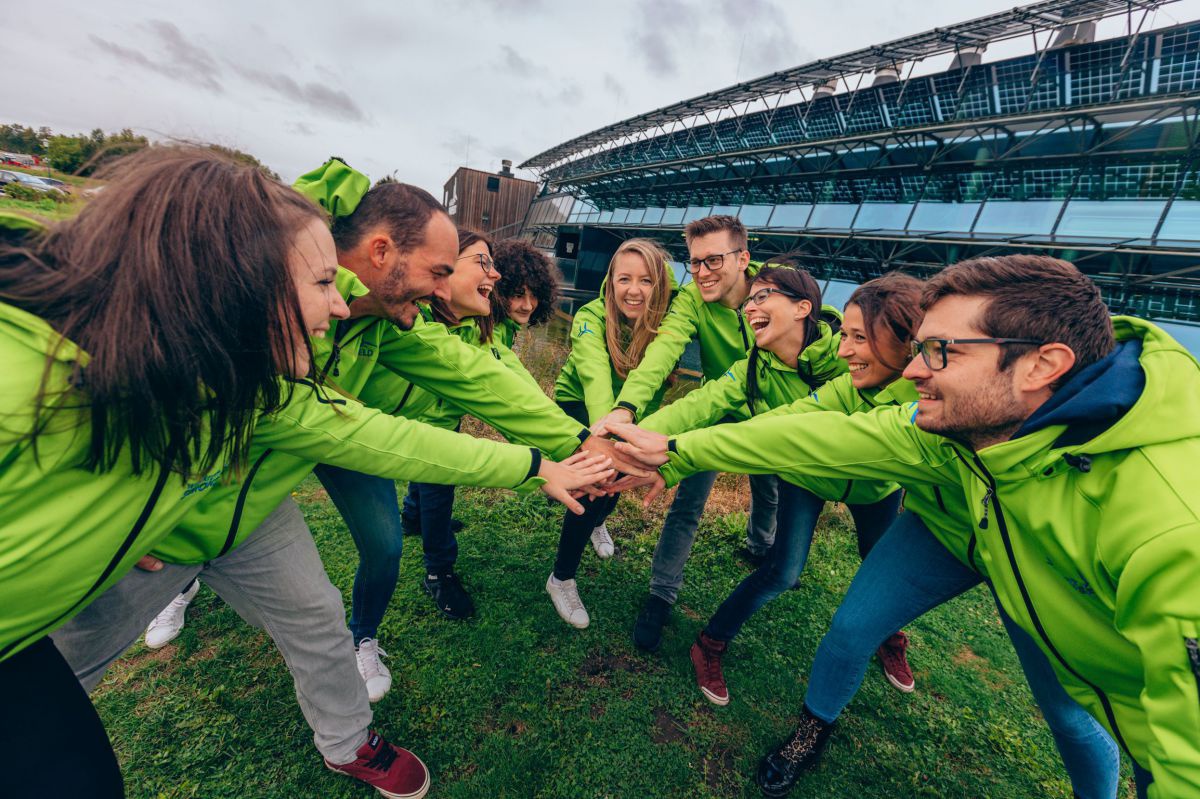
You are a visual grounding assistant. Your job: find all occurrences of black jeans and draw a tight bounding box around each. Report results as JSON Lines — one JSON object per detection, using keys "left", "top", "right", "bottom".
{"left": 0, "top": 636, "right": 124, "bottom": 798}
{"left": 552, "top": 400, "right": 619, "bottom": 581}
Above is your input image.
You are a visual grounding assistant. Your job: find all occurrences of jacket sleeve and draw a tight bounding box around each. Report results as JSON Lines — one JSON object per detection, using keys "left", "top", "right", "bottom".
{"left": 1113, "top": 525, "right": 1200, "bottom": 798}
{"left": 252, "top": 381, "right": 542, "bottom": 489}
{"left": 612, "top": 289, "right": 700, "bottom": 419}
{"left": 372, "top": 319, "right": 588, "bottom": 460}
{"left": 640, "top": 358, "right": 751, "bottom": 435}
{"left": 661, "top": 404, "right": 956, "bottom": 488}
{"left": 566, "top": 303, "right": 620, "bottom": 426}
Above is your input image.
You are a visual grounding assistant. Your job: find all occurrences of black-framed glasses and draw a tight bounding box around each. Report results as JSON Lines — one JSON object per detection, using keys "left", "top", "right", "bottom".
{"left": 456, "top": 253, "right": 498, "bottom": 275}
{"left": 910, "top": 338, "right": 1044, "bottom": 371}
{"left": 740, "top": 287, "right": 800, "bottom": 312}
{"left": 686, "top": 248, "right": 743, "bottom": 274}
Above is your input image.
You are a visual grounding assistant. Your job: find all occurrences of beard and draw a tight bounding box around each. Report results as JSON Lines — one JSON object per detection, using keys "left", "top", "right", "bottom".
{"left": 375, "top": 267, "right": 421, "bottom": 330}
{"left": 915, "top": 368, "right": 1029, "bottom": 451}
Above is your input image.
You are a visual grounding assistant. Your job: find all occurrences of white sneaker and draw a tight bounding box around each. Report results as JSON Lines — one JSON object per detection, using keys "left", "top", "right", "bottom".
{"left": 546, "top": 574, "right": 590, "bottom": 629}
{"left": 355, "top": 638, "right": 392, "bottom": 703}
{"left": 590, "top": 523, "right": 615, "bottom": 559}
{"left": 144, "top": 580, "right": 200, "bottom": 649}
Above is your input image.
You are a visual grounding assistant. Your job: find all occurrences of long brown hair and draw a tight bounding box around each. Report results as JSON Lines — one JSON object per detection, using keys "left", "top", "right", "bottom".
{"left": 604, "top": 238, "right": 673, "bottom": 379}
{"left": 744, "top": 263, "right": 825, "bottom": 412}
{"left": 430, "top": 227, "right": 496, "bottom": 343}
{"left": 846, "top": 272, "right": 925, "bottom": 372}
{"left": 0, "top": 146, "right": 322, "bottom": 479}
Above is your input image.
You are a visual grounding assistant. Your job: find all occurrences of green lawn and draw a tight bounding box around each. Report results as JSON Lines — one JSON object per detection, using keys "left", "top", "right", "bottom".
{"left": 91, "top": 324, "right": 1135, "bottom": 798}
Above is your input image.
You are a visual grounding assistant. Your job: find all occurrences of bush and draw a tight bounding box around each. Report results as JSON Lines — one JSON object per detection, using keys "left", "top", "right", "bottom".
{"left": 2, "top": 183, "right": 68, "bottom": 203}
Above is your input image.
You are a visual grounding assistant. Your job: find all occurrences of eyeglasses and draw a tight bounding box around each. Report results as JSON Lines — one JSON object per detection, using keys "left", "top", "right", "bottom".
{"left": 910, "top": 338, "right": 1044, "bottom": 371}
{"left": 740, "top": 287, "right": 800, "bottom": 312}
{"left": 686, "top": 249, "right": 743, "bottom": 274}
{"left": 456, "top": 253, "right": 498, "bottom": 275}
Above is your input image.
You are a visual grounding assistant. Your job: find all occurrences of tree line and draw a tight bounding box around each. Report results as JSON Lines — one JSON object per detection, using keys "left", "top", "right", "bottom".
{"left": 0, "top": 123, "right": 277, "bottom": 179}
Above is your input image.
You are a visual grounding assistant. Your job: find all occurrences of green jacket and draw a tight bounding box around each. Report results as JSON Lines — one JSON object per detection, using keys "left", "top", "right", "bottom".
{"left": 152, "top": 270, "right": 585, "bottom": 564}
{"left": 661, "top": 317, "right": 1200, "bottom": 796}
{"left": 756, "top": 373, "right": 979, "bottom": 567}
{"left": 641, "top": 337, "right": 907, "bottom": 506}
{"left": 0, "top": 298, "right": 231, "bottom": 660}
{"left": 612, "top": 265, "right": 765, "bottom": 419}
{"left": 554, "top": 297, "right": 670, "bottom": 425}
{"left": 496, "top": 317, "right": 521, "bottom": 349}
{"left": 367, "top": 314, "right": 545, "bottom": 430}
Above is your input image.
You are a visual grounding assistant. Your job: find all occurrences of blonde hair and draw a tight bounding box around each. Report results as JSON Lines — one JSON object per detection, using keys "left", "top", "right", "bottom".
{"left": 604, "top": 238, "right": 673, "bottom": 379}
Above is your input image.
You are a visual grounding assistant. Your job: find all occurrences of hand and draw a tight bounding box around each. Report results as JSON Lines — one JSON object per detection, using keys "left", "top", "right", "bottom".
{"left": 590, "top": 408, "right": 634, "bottom": 437}
{"left": 606, "top": 422, "right": 670, "bottom": 467}
{"left": 136, "top": 554, "right": 164, "bottom": 572}
{"left": 579, "top": 434, "right": 652, "bottom": 478}
{"left": 538, "top": 452, "right": 615, "bottom": 514}
{"left": 607, "top": 472, "right": 667, "bottom": 507}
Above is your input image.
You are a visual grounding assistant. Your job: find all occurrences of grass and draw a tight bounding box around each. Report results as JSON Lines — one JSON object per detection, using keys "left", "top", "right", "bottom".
{"left": 92, "top": 322, "right": 1135, "bottom": 798}
{"left": 0, "top": 165, "right": 96, "bottom": 220}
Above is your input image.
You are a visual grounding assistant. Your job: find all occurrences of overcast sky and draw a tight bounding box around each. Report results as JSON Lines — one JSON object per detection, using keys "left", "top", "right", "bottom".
{"left": 6, "top": 0, "right": 1199, "bottom": 195}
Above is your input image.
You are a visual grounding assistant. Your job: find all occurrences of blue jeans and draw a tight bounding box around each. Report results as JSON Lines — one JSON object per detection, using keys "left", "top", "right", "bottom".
{"left": 313, "top": 464, "right": 405, "bottom": 644}
{"left": 648, "top": 470, "right": 778, "bottom": 604}
{"left": 804, "top": 511, "right": 1120, "bottom": 799}
{"left": 705, "top": 482, "right": 901, "bottom": 642}
{"left": 402, "top": 481, "right": 459, "bottom": 575}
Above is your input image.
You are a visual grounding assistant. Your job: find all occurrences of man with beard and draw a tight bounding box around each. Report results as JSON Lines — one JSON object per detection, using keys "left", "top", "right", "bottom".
{"left": 612, "top": 254, "right": 1199, "bottom": 799}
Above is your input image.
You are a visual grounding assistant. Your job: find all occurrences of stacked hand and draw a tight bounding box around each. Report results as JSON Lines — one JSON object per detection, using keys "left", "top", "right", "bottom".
{"left": 538, "top": 452, "right": 615, "bottom": 513}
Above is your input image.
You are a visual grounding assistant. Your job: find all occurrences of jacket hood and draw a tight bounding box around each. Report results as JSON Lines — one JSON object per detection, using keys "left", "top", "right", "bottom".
{"left": 982, "top": 316, "right": 1200, "bottom": 476}
{"left": 0, "top": 301, "right": 88, "bottom": 367}
{"left": 0, "top": 210, "right": 46, "bottom": 241}
{"left": 798, "top": 306, "right": 845, "bottom": 384}
{"left": 293, "top": 158, "right": 372, "bottom": 219}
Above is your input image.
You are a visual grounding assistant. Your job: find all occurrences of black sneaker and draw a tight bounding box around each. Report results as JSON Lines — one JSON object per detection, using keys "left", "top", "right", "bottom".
{"left": 633, "top": 594, "right": 671, "bottom": 652}
{"left": 737, "top": 546, "right": 768, "bottom": 568}
{"left": 423, "top": 571, "right": 475, "bottom": 620}
{"left": 756, "top": 708, "right": 836, "bottom": 797}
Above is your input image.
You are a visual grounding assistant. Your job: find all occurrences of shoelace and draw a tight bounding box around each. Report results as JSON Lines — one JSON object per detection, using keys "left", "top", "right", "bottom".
{"left": 698, "top": 645, "right": 723, "bottom": 683}
{"left": 148, "top": 596, "right": 190, "bottom": 631}
{"left": 356, "top": 641, "right": 389, "bottom": 679}
{"left": 362, "top": 740, "right": 398, "bottom": 773}
{"left": 777, "top": 716, "right": 823, "bottom": 766}
{"left": 558, "top": 581, "right": 585, "bottom": 615}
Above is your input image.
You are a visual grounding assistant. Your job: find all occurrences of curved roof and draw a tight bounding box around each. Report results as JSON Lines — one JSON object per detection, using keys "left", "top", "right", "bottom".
{"left": 521, "top": 0, "right": 1173, "bottom": 170}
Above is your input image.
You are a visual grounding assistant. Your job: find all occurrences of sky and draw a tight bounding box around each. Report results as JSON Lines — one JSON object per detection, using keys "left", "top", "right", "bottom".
{"left": 5, "top": 0, "right": 1200, "bottom": 197}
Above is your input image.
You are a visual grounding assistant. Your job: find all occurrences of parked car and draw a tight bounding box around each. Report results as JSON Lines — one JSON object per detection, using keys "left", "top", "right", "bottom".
{"left": 0, "top": 170, "right": 54, "bottom": 192}
{"left": 37, "top": 176, "right": 71, "bottom": 194}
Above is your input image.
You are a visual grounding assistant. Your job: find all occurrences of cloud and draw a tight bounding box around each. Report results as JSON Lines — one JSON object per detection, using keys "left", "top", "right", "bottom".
{"left": 288, "top": 121, "right": 316, "bottom": 136}
{"left": 719, "top": 0, "right": 805, "bottom": 77}
{"left": 231, "top": 65, "right": 366, "bottom": 122}
{"left": 90, "top": 20, "right": 223, "bottom": 93}
{"left": 499, "top": 45, "right": 536, "bottom": 77}
{"left": 602, "top": 73, "right": 624, "bottom": 97}
{"left": 628, "top": 0, "right": 696, "bottom": 77}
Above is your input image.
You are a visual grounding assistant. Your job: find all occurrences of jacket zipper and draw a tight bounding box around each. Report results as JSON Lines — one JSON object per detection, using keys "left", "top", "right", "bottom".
{"left": 736, "top": 310, "right": 750, "bottom": 350}
{"left": 218, "top": 449, "right": 273, "bottom": 558}
{"left": 962, "top": 450, "right": 1133, "bottom": 759}
{"left": 1187, "top": 638, "right": 1200, "bottom": 707}
{"left": 2, "top": 464, "right": 172, "bottom": 660}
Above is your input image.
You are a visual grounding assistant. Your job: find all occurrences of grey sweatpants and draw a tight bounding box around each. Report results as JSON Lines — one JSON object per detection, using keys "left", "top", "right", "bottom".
{"left": 50, "top": 498, "right": 371, "bottom": 765}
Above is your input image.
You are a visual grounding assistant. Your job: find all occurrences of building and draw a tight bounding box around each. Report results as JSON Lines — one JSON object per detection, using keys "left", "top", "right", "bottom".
{"left": 518, "top": 0, "right": 1200, "bottom": 327}
{"left": 443, "top": 161, "right": 539, "bottom": 238}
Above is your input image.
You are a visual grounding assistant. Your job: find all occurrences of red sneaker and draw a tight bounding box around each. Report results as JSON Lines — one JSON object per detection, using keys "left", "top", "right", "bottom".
{"left": 325, "top": 730, "right": 431, "bottom": 799}
{"left": 877, "top": 631, "right": 915, "bottom": 693}
{"left": 690, "top": 631, "right": 730, "bottom": 706}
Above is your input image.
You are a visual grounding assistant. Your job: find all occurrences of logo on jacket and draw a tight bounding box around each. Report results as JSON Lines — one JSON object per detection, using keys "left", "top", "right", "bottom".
{"left": 577, "top": 321, "right": 595, "bottom": 337}
{"left": 182, "top": 468, "right": 224, "bottom": 498}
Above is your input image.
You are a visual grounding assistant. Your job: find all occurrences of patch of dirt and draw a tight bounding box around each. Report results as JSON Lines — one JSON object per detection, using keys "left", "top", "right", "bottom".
{"left": 951, "top": 645, "right": 1010, "bottom": 690}
{"left": 505, "top": 720, "right": 528, "bottom": 736}
{"left": 590, "top": 703, "right": 606, "bottom": 720}
{"left": 578, "top": 650, "right": 645, "bottom": 687}
{"left": 651, "top": 707, "right": 686, "bottom": 744}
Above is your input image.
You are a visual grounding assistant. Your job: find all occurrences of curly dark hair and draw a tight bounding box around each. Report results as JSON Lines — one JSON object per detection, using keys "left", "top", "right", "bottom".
{"left": 491, "top": 239, "right": 561, "bottom": 328}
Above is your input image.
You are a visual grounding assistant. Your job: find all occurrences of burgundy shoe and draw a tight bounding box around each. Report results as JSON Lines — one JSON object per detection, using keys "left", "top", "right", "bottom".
{"left": 690, "top": 631, "right": 730, "bottom": 706}
{"left": 325, "top": 730, "right": 430, "bottom": 799}
{"left": 877, "top": 631, "right": 915, "bottom": 693}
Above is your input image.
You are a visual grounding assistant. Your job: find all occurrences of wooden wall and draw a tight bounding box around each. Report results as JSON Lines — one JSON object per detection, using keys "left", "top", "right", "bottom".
{"left": 443, "top": 167, "right": 538, "bottom": 236}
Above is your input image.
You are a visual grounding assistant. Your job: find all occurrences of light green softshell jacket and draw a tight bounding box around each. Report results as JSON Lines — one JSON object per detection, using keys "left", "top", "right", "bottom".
{"left": 359, "top": 311, "right": 546, "bottom": 430}
{"left": 153, "top": 269, "right": 587, "bottom": 563}
{"left": 662, "top": 318, "right": 1200, "bottom": 796}
{"left": 555, "top": 267, "right": 686, "bottom": 425}
{"left": 641, "top": 326, "right": 910, "bottom": 507}
{"left": 612, "top": 264, "right": 764, "bottom": 419}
